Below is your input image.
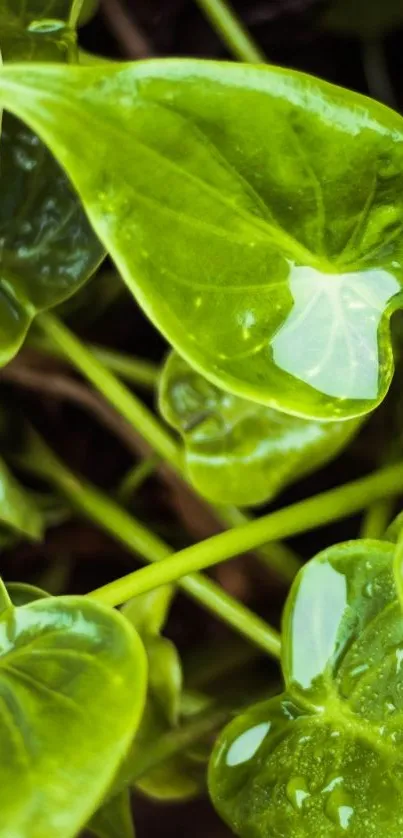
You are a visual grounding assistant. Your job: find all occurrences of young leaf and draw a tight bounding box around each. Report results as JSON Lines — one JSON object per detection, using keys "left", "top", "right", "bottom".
{"left": 121, "top": 586, "right": 174, "bottom": 637}
{"left": 0, "top": 456, "right": 43, "bottom": 539}
{"left": 0, "top": 594, "right": 146, "bottom": 838}
{"left": 209, "top": 540, "right": 403, "bottom": 837}
{"left": 160, "top": 352, "right": 361, "bottom": 506}
{"left": 6, "top": 581, "right": 48, "bottom": 605}
{"left": 0, "top": 62, "right": 402, "bottom": 417}
{"left": 88, "top": 788, "right": 136, "bottom": 838}
{"left": 0, "top": 3, "right": 104, "bottom": 366}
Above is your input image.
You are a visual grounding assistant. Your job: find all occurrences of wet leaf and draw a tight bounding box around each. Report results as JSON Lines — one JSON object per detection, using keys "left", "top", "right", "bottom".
{"left": 88, "top": 788, "right": 135, "bottom": 838}
{"left": 0, "top": 2, "right": 103, "bottom": 366}
{"left": 0, "top": 62, "right": 402, "bottom": 417}
{"left": 0, "top": 591, "right": 146, "bottom": 838}
{"left": 160, "top": 352, "right": 361, "bottom": 506}
{"left": 210, "top": 540, "right": 403, "bottom": 837}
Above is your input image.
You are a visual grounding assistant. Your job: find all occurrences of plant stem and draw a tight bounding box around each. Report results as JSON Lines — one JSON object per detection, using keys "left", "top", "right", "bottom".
{"left": 15, "top": 425, "right": 281, "bottom": 660}
{"left": 194, "top": 0, "right": 265, "bottom": 63}
{"left": 359, "top": 497, "right": 394, "bottom": 539}
{"left": 69, "top": 0, "right": 85, "bottom": 27}
{"left": 37, "top": 312, "right": 181, "bottom": 472}
{"left": 116, "top": 455, "right": 160, "bottom": 503}
{"left": 28, "top": 332, "right": 160, "bottom": 391}
{"left": 217, "top": 505, "right": 301, "bottom": 581}
{"left": 89, "top": 460, "right": 403, "bottom": 604}
{"left": 361, "top": 37, "right": 397, "bottom": 109}
{"left": 36, "top": 312, "right": 299, "bottom": 584}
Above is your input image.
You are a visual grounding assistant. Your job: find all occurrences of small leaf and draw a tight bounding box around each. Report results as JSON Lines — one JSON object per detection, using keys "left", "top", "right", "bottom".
{"left": 88, "top": 788, "right": 135, "bottom": 838}
{"left": 145, "top": 635, "right": 183, "bottom": 726}
{"left": 0, "top": 455, "right": 43, "bottom": 539}
{"left": 0, "top": 62, "right": 402, "bottom": 416}
{"left": 160, "top": 352, "right": 361, "bottom": 506}
{"left": 6, "top": 581, "right": 49, "bottom": 606}
{"left": 0, "top": 2, "right": 104, "bottom": 366}
{"left": 0, "top": 594, "right": 146, "bottom": 838}
{"left": 322, "top": 0, "right": 403, "bottom": 37}
{"left": 210, "top": 540, "right": 403, "bottom": 837}
{"left": 121, "top": 586, "right": 174, "bottom": 637}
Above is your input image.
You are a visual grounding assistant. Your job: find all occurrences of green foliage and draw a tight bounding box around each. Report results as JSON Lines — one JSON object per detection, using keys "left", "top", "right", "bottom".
{"left": 0, "top": 1, "right": 103, "bottom": 366}
{"left": 0, "top": 62, "right": 402, "bottom": 417}
{"left": 209, "top": 540, "right": 403, "bottom": 837}
{"left": 323, "top": 0, "right": 403, "bottom": 37}
{"left": 0, "top": 587, "right": 146, "bottom": 838}
{"left": 160, "top": 352, "right": 361, "bottom": 506}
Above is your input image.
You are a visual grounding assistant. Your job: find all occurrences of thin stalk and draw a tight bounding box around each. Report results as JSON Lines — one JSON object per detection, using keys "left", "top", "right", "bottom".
{"left": 361, "top": 37, "right": 397, "bottom": 109}
{"left": 69, "top": 0, "right": 85, "bottom": 28}
{"left": 36, "top": 312, "right": 298, "bottom": 584}
{"left": 28, "top": 332, "right": 160, "bottom": 391}
{"left": 15, "top": 426, "right": 281, "bottom": 660}
{"left": 89, "top": 460, "right": 403, "bottom": 605}
{"left": 194, "top": 0, "right": 265, "bottom": 63}
{"left": 359, "top": 497, "right": 394, "bottom": 539}
{"left": 37, "top": 312, "right": 181, "bottom": 472}
{"left": 217, "top": 505, "right": 301, "bottom": 581}
{"left": 116, "top": 455, "right": 160, "bottom": 503}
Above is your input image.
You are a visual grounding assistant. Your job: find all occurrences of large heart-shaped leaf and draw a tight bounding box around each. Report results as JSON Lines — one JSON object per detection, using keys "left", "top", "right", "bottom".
{"left": 0, "top": 589, "right": 146, "bottom": 838}
{"left": 0, "top": 3, "right": 103, "bottom": 366}
{"left": 160, "top": 352, "right": 361, "bottom": 506}
{"left": 0, "top": 62, "right": 401, "bottom": 417}
{"left": 209, "top": 540, "right": 403, "bottom": 837}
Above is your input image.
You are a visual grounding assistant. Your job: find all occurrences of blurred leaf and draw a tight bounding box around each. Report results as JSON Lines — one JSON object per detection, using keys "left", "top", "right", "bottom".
{"left": 0, "top": 455, "right": 43, "bottom": 539}
{"left": 121, "top": 586, "right": 174, "bottom": 637}
{"left": 6, "top": 581, "right": 49, "bottom": 605}
{"left": 145, "top": 635, "right": 183, "bottom": 726}
{"left": 88, "top": 789, "right": 135, "bottom": 838}
{"left": 160, "top": 352, "right": 361, "bottom": 506}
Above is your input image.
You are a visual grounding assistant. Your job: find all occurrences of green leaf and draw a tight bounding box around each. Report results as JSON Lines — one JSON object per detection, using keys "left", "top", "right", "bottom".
{"left": 0, "top": 3, "right": 103, "bottom": 366}
{"left": 6, "top": 581, "right": 49, "bottom": 605}
{"left": 121, "top": 586, "right": 174, "bottom": 637}
{"left": 88, "top": 788, "right": 135, "bottom": 838}
{"left": 0, "top": 593, "right": 146, "bottom": 838}
{"left": 0, "top": 63, "right": 402, "bottom": 417}
{"left": 322, "top": 0, "right": 403, "bottom": 36}
{"left": 209, "top": 539, "right": 403, "bottom": 837}
{"left": 0, "top": 456, "right": 43, "bottom": 539}
{"left": 160, "top": 351, "right": 361, "bottom": 506}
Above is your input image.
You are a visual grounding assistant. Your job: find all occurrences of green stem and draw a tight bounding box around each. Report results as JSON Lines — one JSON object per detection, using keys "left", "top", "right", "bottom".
{"left": 28, "top": 332, "right": 160, "bottom": 391}
{"left": 89, "top": 460, "right": 403, "bottom": 604}
{"left": 359, "top": 497, "right": 394, "bottom": 539}
{"left": 36, "top": 312, "right": 297, "bottom": 584}
{"left": 194, "top": 0, "right": 265, "bottom": 63}
{"left": 15, "top": 426, "right": 281, "bottom": 660}
{"left": 116, "top": 455, "right": 160, "bottom": 503}
{"left": 37, "top": 312, "right": 181, "bottom": 472}
{"left": 69, "top": 0, "right": 85, "bottom": 27}
{"left": 216, "top": 505, "right": 301, "bottom": 581}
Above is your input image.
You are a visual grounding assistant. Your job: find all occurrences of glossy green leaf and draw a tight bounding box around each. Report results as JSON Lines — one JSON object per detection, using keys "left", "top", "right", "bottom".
{"left": 160, "top": 352, "right": 361, "bottom": 506}
{"left": 0, "top": 63, "right": 402, "bottom": 417}
{"left": 121, "top": 586, "right": 173, "bottom": 637}
{"left": 0, "top": 3, "right": 103, "bottom": 366}
{"left": 210, "top": 539, "right": 403, "bottom": 837}
{"left": 88, "top": 789, "right": 135, "bottom": 838}
{"left": 323, "top": 0, "right": 403, "bottom": 36}
{"left": 0, "top": 456, "right": 43, "bottom": 539}
{"left": 0, "top": 592, "right": 146, "bottom": 838}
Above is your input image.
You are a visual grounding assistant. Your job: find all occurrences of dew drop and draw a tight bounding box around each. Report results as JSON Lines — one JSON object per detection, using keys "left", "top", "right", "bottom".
{"left": 324, "top": 787, "right": 354, "bottom": 831}
{"left": 286, "top": 777, "right": 310, "bottom": 810}
{"left": 225, "top": 722, "right": 270, "bottom": 767}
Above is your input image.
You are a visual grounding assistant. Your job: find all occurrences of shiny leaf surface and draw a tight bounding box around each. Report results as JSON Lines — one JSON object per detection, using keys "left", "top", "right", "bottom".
{"left": 210, "top": 540, "right": 403, "bottom": 837}
{"left": 0, "top": 63, "right": 402, "bottom": 416}
{"left": 88, "top": 789, "right": 136, "bottom": 838}
{"left": 0, "top": 3, "right": 103, "bottom": 366}
{"left": 0, "top": 456, "right": 43, "bottom": 539}
{"left": 160, "top": 352, "right": 361, "bottom": 506}
{"left": 0, "top": 593, "right": 146, "bottom": 838}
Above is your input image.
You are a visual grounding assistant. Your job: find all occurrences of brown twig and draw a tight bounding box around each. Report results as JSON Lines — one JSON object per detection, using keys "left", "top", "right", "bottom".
{"left": 100, "top": 0, "right": 154, "bottom": 58}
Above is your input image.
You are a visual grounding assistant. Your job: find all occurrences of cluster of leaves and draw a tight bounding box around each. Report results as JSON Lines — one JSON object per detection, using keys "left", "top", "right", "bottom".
{"left": 1, "top": 1, "right": 403, "bottom": 837}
